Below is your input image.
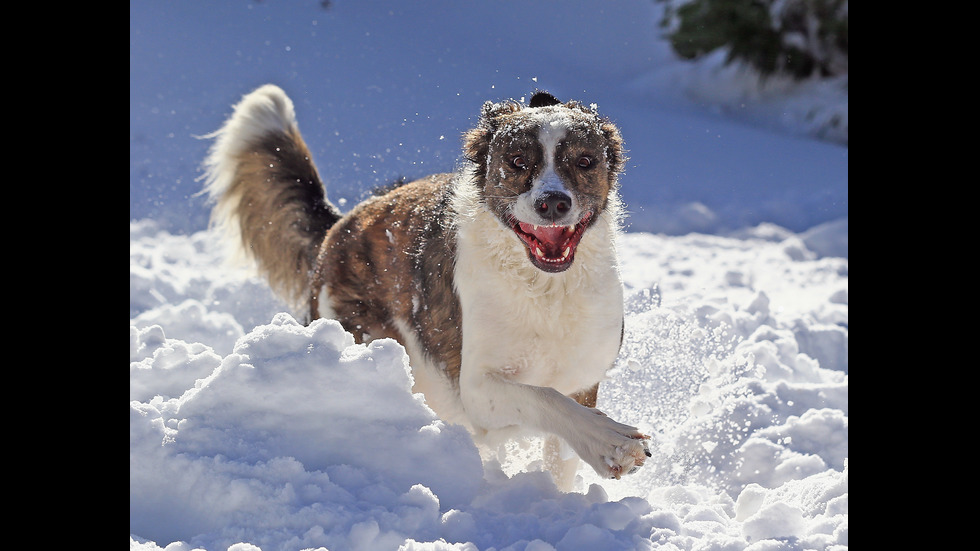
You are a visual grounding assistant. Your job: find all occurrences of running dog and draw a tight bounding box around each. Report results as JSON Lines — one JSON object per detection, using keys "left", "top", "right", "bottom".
{"left": 202, "top": 84, "right": 649, "bottom": 490}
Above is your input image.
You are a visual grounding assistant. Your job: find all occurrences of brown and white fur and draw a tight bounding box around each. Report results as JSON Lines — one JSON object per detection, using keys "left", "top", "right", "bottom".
{"left": 202, "top": 84, "right": 649, "bottom": 490}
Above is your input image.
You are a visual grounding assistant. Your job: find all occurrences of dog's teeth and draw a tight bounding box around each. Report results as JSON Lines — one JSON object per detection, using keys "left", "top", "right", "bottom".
{"left": 533, "top": 225, "right": 539, "bottom": 231}
{"left": 562, "top": 247, "right": 570, "bottom": 259}
{"left": 535, "top": 246, "right": 544, "bottom": 258}
{"left": 569, "top": 223, "right": 576, "bottom": 232}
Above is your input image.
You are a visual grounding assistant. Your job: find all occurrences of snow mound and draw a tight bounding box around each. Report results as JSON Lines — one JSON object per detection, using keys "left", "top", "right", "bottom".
{"left": 131, "top": 224, "right": 847, "bottom": 551}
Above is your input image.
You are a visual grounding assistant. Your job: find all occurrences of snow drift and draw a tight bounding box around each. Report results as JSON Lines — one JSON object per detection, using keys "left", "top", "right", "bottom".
{"left": 130, "top": 219, "right": 847, "bottom": 551}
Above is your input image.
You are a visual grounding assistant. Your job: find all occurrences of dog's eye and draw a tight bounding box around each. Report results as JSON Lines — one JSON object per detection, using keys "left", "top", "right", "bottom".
{"left": 511, "top": 155, "right": 527, "bottom": 169}
{"left": 577, "top": 156, "right": 593, "bottom": 169}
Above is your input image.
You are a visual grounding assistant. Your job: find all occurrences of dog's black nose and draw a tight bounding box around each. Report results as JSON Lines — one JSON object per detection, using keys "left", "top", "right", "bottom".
{"left": 535, "top": 191, "right": 572, "bottom": 221}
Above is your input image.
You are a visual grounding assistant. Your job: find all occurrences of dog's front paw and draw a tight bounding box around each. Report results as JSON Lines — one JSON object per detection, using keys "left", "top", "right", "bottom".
{"left": 574, "top": 409, "right": 651, "bottom": 480}
{"left": 605, "top": 433, "right": 651, "bottom": 479}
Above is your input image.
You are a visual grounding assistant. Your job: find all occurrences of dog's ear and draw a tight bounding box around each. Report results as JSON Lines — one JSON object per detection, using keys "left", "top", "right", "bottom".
{"left": 600, "top": 121, "right": 627, "bottom": 178}
{"left": 462, "top": 125, "right": 490, "bottom": 169}
{"left": 479, "top": 100, "right": 521, "bottom": 130}
{"left": 528, "top": 91, "right": 561, "bottom": 108}
{"left": 463, "top": 100, "right": 520, "bottom": 169}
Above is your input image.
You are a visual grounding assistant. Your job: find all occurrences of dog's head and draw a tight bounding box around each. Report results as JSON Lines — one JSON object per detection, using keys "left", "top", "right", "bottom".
{"left": 462, "top": 91, "right": 626, "bottom": 273}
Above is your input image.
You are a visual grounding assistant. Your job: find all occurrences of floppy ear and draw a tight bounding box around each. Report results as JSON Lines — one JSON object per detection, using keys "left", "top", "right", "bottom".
{"left": 528, "top": 91, "right": 561, "bottom": 108}
{"left": 462, "top": 100, "right": 519, "bottom": 172}
{"left": 601, "top": 121, "right": 627, "bottom": 178}
{"left": 462, "top": 126, "right": 490, "bottom": 169}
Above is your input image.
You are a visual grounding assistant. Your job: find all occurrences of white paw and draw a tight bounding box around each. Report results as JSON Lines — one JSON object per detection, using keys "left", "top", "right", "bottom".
{"left": 570, "top": 408, "right": 650, "bottom": 480}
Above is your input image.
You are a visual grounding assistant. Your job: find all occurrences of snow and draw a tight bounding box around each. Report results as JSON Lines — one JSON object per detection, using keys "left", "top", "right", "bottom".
{"left": 130, "top": 2, "right": 846, "bottom": 550}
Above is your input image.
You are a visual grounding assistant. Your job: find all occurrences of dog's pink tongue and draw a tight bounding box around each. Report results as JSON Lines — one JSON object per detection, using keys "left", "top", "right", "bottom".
{"left": 519, "top": 222, "right": 569, "bottom": 255}
{"left": 524, "top": 224, "right": 566, "bottom": 246}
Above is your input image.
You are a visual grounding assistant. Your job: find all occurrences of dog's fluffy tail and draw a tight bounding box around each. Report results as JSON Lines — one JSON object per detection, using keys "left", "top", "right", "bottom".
{"left": 202, "top": 84, "right": 342, "bottom": 311}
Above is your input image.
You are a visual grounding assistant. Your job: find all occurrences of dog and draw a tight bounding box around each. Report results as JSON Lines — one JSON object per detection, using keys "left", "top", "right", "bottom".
{"left": 202, "top": 84, "right": 649, "bottom": 490}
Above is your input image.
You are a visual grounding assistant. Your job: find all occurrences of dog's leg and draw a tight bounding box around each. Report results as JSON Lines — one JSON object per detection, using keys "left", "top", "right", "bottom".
{"left": 571, "top": 384, "right": 599, "bottom": 409}
{"left": 541, "top": 384, "right": 601, "bottom": 491}
{"left": 543, "top": 436, "right": 578, "bottom": 491}
{"left": 461, "top": 374, "right": 649, "bottom": 482}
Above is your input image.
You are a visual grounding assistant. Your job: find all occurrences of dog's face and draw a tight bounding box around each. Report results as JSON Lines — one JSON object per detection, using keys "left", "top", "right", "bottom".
{"left": 463, "top": 92, "right": 626, "bottom": 273}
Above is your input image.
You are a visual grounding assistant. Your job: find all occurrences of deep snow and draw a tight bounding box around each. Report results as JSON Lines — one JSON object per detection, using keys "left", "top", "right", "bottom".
{"left": 130, "top": 2, "right": 847, "bottom": 550}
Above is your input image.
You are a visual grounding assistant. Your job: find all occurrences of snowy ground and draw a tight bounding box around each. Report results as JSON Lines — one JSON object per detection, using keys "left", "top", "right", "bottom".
{"left": 131, "top": 2, "right": 847, "bottom": 550}
{"left": 130, "top": 218, "right": 847, "bottom": 551}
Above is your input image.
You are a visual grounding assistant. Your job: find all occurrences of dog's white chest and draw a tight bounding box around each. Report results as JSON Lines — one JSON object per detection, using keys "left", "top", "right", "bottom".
{"left": 454, "top": 208, "right": 624, "bottom": 395}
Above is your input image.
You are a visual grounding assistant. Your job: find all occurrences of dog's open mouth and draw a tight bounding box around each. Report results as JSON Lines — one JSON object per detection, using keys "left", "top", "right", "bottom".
{"left": 510, "top": 212, "right": 592, "bottom": 272}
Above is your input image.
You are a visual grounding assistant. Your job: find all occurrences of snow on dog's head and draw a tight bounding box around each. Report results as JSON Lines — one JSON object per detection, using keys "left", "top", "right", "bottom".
{"left": 462, "top": 92, "right": 626, "bottom": 273}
